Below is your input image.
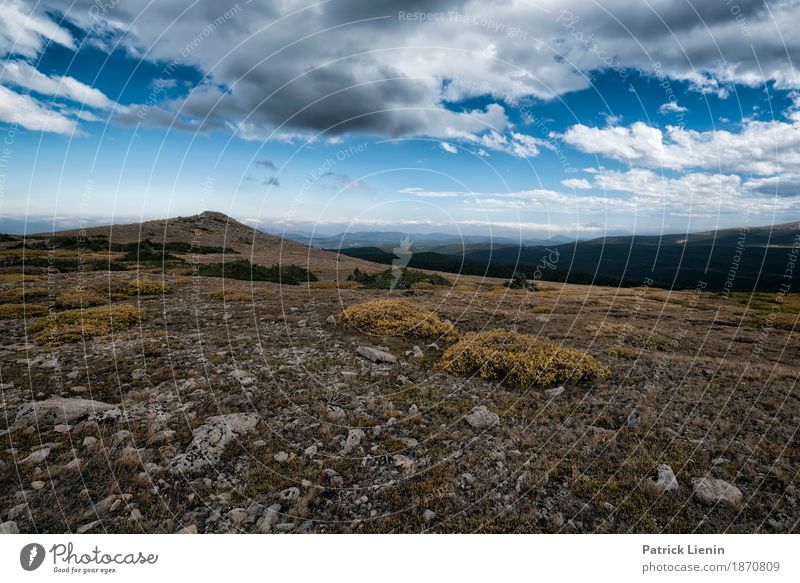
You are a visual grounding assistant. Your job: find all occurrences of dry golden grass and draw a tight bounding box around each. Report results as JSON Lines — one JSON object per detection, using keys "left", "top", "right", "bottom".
{"left": 28, "top": 305, "right": 144, "bottom": 345}
{"left": 0, "top": 303, "right": 48, "bottom": 319}
{"left": 0, "top": 274, "right": 41, "bottom": 283}
{"left": 208, "top": 289, "right": 252, "bottom": 302}
{"left": 440, "top": 329, "right": 608, "bottom": 388}
{"left": 127, "top": 278, "right": 170, "bottom": 296}
{"left": 56, "top": 288, "right": 109, "bottom": 309}
{"left": 341, "top": 299, "right": 457, "bottom": 339}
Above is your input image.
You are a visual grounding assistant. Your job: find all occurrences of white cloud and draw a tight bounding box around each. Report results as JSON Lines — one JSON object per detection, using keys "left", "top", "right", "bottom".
{"left": 440, "top": 142, "right": 458, "bottom": 154}
{"left": 658, "top": 101, "right": 688, "bottom": 115}
{"left": 561, "top": 178, "right": 592, "bottom": 189}
{"left": 0, "top": 85, "right": 78, "bottom": 134}
{"left": 0, "top": 0, "right": 74, "bottom": 58}
{"left": 2, "top": 61, "right": 116, "bottom": 109}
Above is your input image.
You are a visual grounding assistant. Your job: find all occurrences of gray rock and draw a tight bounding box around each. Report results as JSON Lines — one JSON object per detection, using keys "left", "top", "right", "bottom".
{"left": 651, "top": 464, "right": 679, "bottom": 493}
{"left": 544, "top": 386, "right": 565, "bottom": 398}
{"left": 255, "top": 504, "right": 281, "bottom": 533}
{"left": 326, "top": 315, "right": 336, "bottom": 325}
{"left": 31, "top": 480, "right": 45, "bottom": 491}
{"left": 342, "top": 429, "right": 365, "bottom": 455}
{"left": 7, "top": 503, "right": 28, "bottom": 521}
{"left": 20, "top": 448, "right": 50, "bottom": 465}
{"left": 356, "top": 346, "right": 397, "bottom": 364}
{"left": 279, "top": 487, "right": 300, "bottom": 503}
{"left": 0, "top": 521, "right": 19, "bottom": 534}
{"left": 77, "top": 520, "right": 102, "bottom": 534}
{"left": 692, "top": 477, "right": 743, "bottom": 507}
{"left": 464, "top": 405, "right": 499, "bottom": 429}
{"left": 168, "top": 413, "right": 259, "bottom": 474}
{"left": 8, "top": 397, "right": 117, "bottom": 432}
{"left": 423, "top": 509, "right": 436, "bottom": 524}
{"left": 412, "top": 345, "right": 424, "bottom": 358}
{"left": 626, "top": 408, "right": 641, "bottom": 429}
{"left": 176, "top": 524, "right": 198, "bottom": 534}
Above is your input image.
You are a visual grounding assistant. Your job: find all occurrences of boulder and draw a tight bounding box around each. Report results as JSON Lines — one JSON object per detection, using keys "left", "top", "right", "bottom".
{"left": 464, "top": 405, "right": 499, "bottom": 429}
{"left": 8, "top": 397, "right": 116, "bottom": 432}
{"left": 356, "top": 346, "right": 397, "bottom": 364}
{"left": 692, "top": 477, "right": 743, "bottom": 507}
{"left": 650, "top": 464, "right": 679, "bottom": 493}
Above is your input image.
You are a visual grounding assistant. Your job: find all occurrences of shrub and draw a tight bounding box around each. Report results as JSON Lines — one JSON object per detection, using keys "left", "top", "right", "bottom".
{"left": 0, "top": 274, "right": 40, "bottom": 283}
{"left": 341, "top": 299, "right": 457, "bottom": 339}
{"left": 346, "top": 267, "right": 450, "bottom": 290}
{"left": 197, "top": 260, "right": 317, "bottom": 285}
{"left": 0, "top": 303, "right": 48, "bottom": 319}
{"left": 127, "top": 279, "right": 170, "bottom": 296}
{"left": 209, "top": 289, "right": 252, "bottom": 302}
{"left": 440, "top": 330, "right": 608, "bottom": 388}
{"left": 0, "top": 286, "right": 49, "bottom": 302}
{"left": 56, "top": 288, "right": 109, "bottom": 308}
{"left": 28, "top": 305, "right": 144, "bottom": 345}
{"left": 506, "top": 271, "right": 538, "bottom": 291}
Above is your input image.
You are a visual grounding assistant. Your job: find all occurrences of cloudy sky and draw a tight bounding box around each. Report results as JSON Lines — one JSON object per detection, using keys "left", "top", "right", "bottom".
{"left": 1, "top": 0, "right": 799, "bottom": 237}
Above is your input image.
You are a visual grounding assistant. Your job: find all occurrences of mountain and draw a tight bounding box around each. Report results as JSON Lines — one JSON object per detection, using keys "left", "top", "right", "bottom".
{"left": 336, "top": 221, "right": 800, "bottom": 291}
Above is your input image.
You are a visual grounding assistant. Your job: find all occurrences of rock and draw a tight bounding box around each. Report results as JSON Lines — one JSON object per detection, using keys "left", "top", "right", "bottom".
{"left": 544, "top": 386, "right": 565, "bottom": 398}
{"left": 129, "top": 508, "right": 143, "bottom": 521}
{"left": 0, "top": 521, "right": 19, "bottom": 534}
{"left": 8, "top": 502, "right": 28, "bottom": 520}
{"left": 356, "top": 346, "right": 397, "bottom": 364}
{"left": 412, "top": 345, "right": 424, "bottom": 358}
{"left": 83, "top": 495, "right": 117, "bottom": 519}
{"left": 279, "top": 487, "right": 300, "bottom": 503}
{"left": 31, "top": 480, "right": 45, "bottom": 491}
{"left": 326, "top": 315, "right": 336, "bottom": 325}
{"left": 423, "top": 509, "right": 436, "bottom": 524}
{"left": 77, "top": 520, "right": 102, "bottom": 534}
{"left": 176, "top": 524, "right": 197, "bottom": 534}
{"left": 326, "top": 406, "right": 345, "bottom": 423}
{"left": 227, "top": 508, "right": 247, "bottom": 526}
{"left": 303, "top": 444, "right": 318, "bottom": 457}
{"left": 396, "top": 375, "right": 411, "bottom": 386}
{"left": 342, "top": 429, "right": 365, "bottom": 455}
{"left": 626, "top": 408, "right": 641, "bottom": 429}
{"left": 8, "top": 397, "right": 117, "bottom": 432}
{"left": 252, "top": 439, "right": 266, "bottom": 448}
{"left": 297, "top": 319, "right": 307, "bottom": 328}
{"left": 53, "top": 424, "right": 71, "bottom": 433}
{"left": 692, "top": 477, "right": 743, "bottom": 507}
{"left": 64, "top": 458, "right": 82, "bottom": 471}
{"left": 82, "top": 436, "right": 98, "bottom": 448}
{"left": 393, "top": 454, "right": 415, "bottom": 474}
{"left": 255, "top": 504, "right": 281, "bottom": 533}
{"left": 168, "top": 413, "right": 259, "bottom": 474}
{"left": 464, "top": 405, "right": 499, "bottom": 429}
{"left": 273, "top": 451, "right": 289, "bottom": 463}
{"left": 20, "top": 448, "right": 50, "bottom": 464}
{"left": 650, "top": 464, "right": 679, "bottom": 493}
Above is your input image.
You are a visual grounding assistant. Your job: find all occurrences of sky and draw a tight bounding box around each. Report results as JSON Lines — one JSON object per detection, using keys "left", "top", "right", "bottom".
{"left": 0, "top": 0, "right": 799, "bottom": 238}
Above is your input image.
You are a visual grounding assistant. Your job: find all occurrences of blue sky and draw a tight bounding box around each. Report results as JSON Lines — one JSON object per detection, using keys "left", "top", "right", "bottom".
{"left": 1, "top": 0, "right": 799, "bottom": 237}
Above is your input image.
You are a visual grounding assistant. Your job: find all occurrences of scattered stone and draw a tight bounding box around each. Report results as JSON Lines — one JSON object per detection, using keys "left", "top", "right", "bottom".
{"left": 342, "top": 429, "right": 365, "bottom": 455}
{"left": 31, "top": 480, "right": 45, "bottom": 491}
{"left": 252, "top": 439, "right": 267, "bottom": 448}
{"left": 692, "top": 477, "right": 743, "bottom": 507}
{"left": 20, "top": 448, "right": 50, "bottom": 465}
{"left": 176, "top": 524, "right": 197, "bottom": 534}
{"left": 356, "top": 346, "right": 397, "bottom": 364}
{"left": 279, "top": 487, "right": 300, "bottom": 503}
{"left": 273, "top": 451, "right": 289, "bottom": 462}
{"left": 626, "top": 408, "right": 641, "bottom": 429}
{"left": 226, "top": 507, "right": 247, "bottom": 526}
{"left": 129, "top": 508, "right": 143, "bottom": 521}
{"left": 326, "top": 406, "right": 345, "bottom": 423}
{"left": 83, "top": 436, "right": 98, "bottom": 448}
{"left": 396, "top": 375, "right": 411, "bottom": 386}
{"left": 255, "top": 504, "right": 281, "bottom": 533}
{"left": 8, "top": 502, "right": 28, "bottom": 520}
{"left": 464, "top": 405, "right": 499, "bottom": 429}
{"left": 53, "top": 424, "right": 71, "bottom": 433}
{"left": 64, "top": 458, "right": 82, "bottom": 472}
{"left": 168, "top": 413, "right": 260, "bottom": 474}
{"left": 423, "top": 509, "right": 436, "bottom": 524}
{"left": 0, "top": 521, "right": 19, "bottom": 534}
{"left": 326, "top": 315, "right": 336, "bottom": 325}
{"left": 303, "top": 444, "right": 318, "bottom": 457}
{"left": 393, "top": 454, "right": 415, "bottom": 474}
{"left": 650, "top": 464, "right": 679, "bottom": 493}
{"left": 544, "top": 386, "right": 565, "bottom": 398}
{"left": 77, "top": 520, "right": 102, "bottom": 534}
{"left": 412, "top": 345, "right": 424, "bottom": 358}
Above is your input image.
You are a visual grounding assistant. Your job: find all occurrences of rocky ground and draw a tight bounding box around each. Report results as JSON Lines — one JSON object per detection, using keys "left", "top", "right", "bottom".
{"left": 0, "top": 214, "right": 798, "bottom": 534}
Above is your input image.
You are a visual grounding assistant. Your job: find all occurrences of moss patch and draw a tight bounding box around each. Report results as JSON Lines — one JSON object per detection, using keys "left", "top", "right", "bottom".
{"left": 28, "top": 305, "right": 144, "bottom": 344}
{"left": 0, "top": 303, "right": 48, "bottom": 319}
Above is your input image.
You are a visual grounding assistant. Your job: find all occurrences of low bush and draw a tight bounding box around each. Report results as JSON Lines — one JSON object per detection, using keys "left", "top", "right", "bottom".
{"left": 127, "top": 279, "right": 170, "bottom": 296}
{"left": 0, "top": 286, "right": 49, "bottom": 302}
{"left": 440, "top": 329, "right": 608, "bottom": 388}
{"left": 341, "top": 299, "right": 457, "bottom": 339}
{"left": 0, "top": 274, "right": 40, "bottom": 283}
{"left": 346, "top": 267, "right": 450, "bottom": 290}
{"left": 197, "top": 260, "right": 317, "bottom": 285}
{"left": 0, "top": 303, "right": 48, "bottom": 319}
{"left": 506, "top": 271, "right": 538, "bottom": 291}
{"left": 28, "top": 305, "right": 144, "bottom": 345}
{"left": 56, "top": 288, "right": 109, "bottom": 308}
{"left": 208, "top": 289, "right": 252, "bottom": 302}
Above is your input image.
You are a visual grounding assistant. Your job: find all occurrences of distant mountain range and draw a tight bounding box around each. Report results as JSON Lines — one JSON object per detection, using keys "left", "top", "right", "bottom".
{"left": 334, "top": 222, "right": 800, "bottom": 292}
{"left": 282, "top": 230, "right": 573, "bottom": 252}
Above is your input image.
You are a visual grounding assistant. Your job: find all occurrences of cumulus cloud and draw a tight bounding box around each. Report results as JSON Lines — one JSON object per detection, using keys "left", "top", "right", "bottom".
{"left": 0, "top": 0, "right": 74, "bottom": 58}
{"left": 561, "top": 178, "right": 592, "bottom": 189}
{"left": 440, "top": 142, "right": 458, "bottom": 154}
{"left": 658, "top": 101, "right": 688, "bottom": 115}
{"left": 2, "top": 61, "right": 115, "bottom": 109}
{"left": 0, "top": 85, "right": 78, "bottom": 134}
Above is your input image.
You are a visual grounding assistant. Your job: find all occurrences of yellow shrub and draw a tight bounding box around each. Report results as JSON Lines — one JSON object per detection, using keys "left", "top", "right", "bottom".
{"left": 208, "top": 289, "right": 252, "bottom": 302}
{"left": 532, "top": 306, "right": 551, "bottom": 314}
{"left": 56, "top": 288, "right": 108, "bottom": 308}
{"left": 29, "top": 305, "right": 144, "bottom": 345}
{"left": 341, "top": 299, "right": 457, "bottom": 339}
{"left": 440, "top": 329, "right": 608, "bottom": 388}
{"left": 0, "top": 303, "right": 48, "bottom": 319}
{"left": 127, "top": 279, "right": 170, "bottom": 296}
{"left": 0, "top": 286, "right": 49, "bottom": 302}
